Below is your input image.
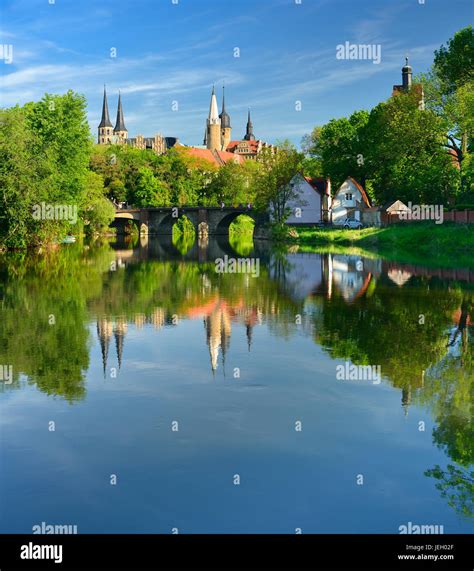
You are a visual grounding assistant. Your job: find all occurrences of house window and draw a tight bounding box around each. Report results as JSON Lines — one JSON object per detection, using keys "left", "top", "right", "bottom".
{"left": 345, "top": 193, "right": 353, "bottom": 201}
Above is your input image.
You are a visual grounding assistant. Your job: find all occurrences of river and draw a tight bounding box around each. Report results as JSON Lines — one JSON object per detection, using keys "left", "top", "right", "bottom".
{"left": 0, "top": 236, "right": 472, "bottom": 533}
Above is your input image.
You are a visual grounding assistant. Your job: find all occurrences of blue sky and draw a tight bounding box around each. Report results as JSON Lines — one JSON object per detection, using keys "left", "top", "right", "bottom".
{"left": 0, "top": 0, "right": 472, "bottom": 147}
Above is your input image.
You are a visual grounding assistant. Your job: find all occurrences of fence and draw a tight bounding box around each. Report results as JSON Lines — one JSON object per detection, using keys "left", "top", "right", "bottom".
{"left": 381, "top": 210, "right": 474, "bottom": 226}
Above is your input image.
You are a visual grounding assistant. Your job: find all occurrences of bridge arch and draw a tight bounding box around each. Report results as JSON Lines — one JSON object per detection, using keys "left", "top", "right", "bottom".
{"left": 114, "top": 212, "right": 140, "bottom": 221}
{"left": 152, "top": 211, "right": 199, "bottom": 235}
{"left": 213, "top": 211, "right": 257, "bottom": 236}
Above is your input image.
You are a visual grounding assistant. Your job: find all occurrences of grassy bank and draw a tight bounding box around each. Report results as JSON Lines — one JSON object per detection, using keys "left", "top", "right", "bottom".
{"left": 292, "top": 223, "right": 474, "bottom": 268}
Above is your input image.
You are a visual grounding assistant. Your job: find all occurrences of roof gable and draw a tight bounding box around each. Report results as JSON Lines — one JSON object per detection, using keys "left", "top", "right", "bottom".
{"left": 336, "top": 177, "right": 371, "bottom": 207}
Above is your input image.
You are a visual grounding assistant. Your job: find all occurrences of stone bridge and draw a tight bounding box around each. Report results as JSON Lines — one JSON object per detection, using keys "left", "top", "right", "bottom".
{"left": 112, "top": 207, "right": 269, "bottom": 238}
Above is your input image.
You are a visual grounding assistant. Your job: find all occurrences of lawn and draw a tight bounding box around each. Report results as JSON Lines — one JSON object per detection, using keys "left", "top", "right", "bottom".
{"left": 292, "top": 223, "right": 474, "bottom": 268}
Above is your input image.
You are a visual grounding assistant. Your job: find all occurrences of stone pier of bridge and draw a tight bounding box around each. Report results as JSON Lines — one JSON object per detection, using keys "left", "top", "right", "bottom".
{"left": 112, "top": 207, "right": 269, "bottom": 239}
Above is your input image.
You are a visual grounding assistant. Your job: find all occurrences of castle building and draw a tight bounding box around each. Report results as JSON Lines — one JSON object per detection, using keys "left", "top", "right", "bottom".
{"left": 227, "top": 109, "right": 276, "bottom": 160}
{"left": 392, "top": 58, "right": 425, "bottom": 110}
{"left": 97, "top": 87, "right": 179, "bottom": 154}
{"left": 98, "top": 85, "right": 274, "bottom": 161}
{"left": 203, "top": 86, "right": 276, "bottom": 159}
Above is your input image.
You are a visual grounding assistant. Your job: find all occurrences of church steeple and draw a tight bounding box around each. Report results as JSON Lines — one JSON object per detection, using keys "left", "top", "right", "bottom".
{"left": 244, "top": 109, "right": 256, "bottom": 141}
{"left": 98, "top": 86, "right": 113, "bottom": 144}
{"left": 114, "top": 92, "right": 128, "bottom": 141}
{"left": 206, "top": 85, "right": 221, "bottom": 151}
{"left": 99, "top": 86, "right": 113, "bottom": 128}
{"left": 208, "top": 85, "right": 220, "bottom": 125}
{"left": 219, "top": 86, "right": 231, "bottom": 129}
{"left": 219, "top": 85, "right": 232, "bottom": 151}
{"left": 402, "top": 57, "right": 412, "bottom": 90}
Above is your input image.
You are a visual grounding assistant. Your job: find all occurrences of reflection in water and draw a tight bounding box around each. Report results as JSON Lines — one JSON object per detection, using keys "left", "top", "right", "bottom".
{"left": 0, "top": 237, "right": 472, "bottom": 530}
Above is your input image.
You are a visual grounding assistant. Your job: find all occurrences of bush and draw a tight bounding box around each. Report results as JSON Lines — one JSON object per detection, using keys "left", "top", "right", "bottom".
{"left": 451, "top": 203, "right": 474, "bottom": 210}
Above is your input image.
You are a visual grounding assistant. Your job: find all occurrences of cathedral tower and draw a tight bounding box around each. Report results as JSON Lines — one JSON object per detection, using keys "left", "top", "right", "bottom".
{"left": 205, "top": 86, "right": 221, "bottom": 151}
{"left": 113, "top": 92, "right": 128, "bottom": 143}
{"left": 98, "top": 86, "right": 113, "bottom": 144}
{"left": 219, "top": 86, "right": 232, "bottom": 151}
{"left": 402, "top": 57, "right": 412, "bottom": 90}
{"left": 243, "top": 109, "right": 256, "bottom": 141}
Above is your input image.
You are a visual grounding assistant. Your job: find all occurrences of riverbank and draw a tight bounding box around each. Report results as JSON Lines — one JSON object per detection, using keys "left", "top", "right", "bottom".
{"left": 290, "top": 223, "right": 474, "bottom": 268}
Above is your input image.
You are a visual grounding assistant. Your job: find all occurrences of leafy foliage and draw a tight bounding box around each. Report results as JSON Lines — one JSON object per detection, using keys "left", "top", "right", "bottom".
{"left": 0, "top": 92, "right": 114, "bottom": 248}
{"left": 254, "top": 140, "right": 304, "bottom": 223}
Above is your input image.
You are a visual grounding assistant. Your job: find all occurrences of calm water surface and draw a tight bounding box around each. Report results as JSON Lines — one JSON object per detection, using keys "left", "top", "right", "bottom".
{"left": 0, "top": 236, "right": 473, "bottom": 533}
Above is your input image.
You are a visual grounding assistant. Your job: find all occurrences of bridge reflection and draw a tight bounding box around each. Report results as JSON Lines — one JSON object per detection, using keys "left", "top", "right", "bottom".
{"left": 112, "top": 234, "right": 270, "bottom": 264}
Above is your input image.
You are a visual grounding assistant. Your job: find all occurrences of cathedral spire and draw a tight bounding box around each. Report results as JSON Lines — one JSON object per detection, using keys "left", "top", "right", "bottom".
{"left": 208, "top": 85, "right": 220, "bottom": 125}
{"left": 244, "top": 109, "right": 256, "bottom": 141}
{"left": 206, "top": 85, "right": 221, "bottom": 150}
{"left": 114, "top": 91, "right": 127, "bottom": 133}
{"left": 219, "top": 85, "right": 231, "bottom": 129}
{"left": 99, "top": 85, "right": 113, "bottom": 128}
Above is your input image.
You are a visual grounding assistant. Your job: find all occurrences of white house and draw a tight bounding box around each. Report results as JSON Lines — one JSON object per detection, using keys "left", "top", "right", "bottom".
{"left": 285, "top": 174, "right": 331, "bottom": 225}
{"left": 331, "top": 177, "right": 371, "bottom": 226}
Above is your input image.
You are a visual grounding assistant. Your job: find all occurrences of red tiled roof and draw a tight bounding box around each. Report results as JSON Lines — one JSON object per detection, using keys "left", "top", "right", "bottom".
{"left": 215, "top": 149, "right": 245, "bottom": 165}
{"left": 227, "top": 140, "right": 260, "bottom": 153}
{"left": 179, "top": 147, "right": 244, "bottom": 167}
{"left": 304, "top": 176, "right": 330, "bottom": 195}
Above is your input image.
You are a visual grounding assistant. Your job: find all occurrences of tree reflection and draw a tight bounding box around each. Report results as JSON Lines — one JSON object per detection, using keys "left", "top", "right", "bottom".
{"left": 0, "top": 243, "right": 472, "bottom": 519}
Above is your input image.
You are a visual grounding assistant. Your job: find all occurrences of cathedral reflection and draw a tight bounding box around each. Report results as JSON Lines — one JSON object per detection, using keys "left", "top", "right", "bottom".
{"left": 93, "top": 249, "right": 472, "bottom": 424}
{"left": 96, "top": 302, "right": 261, "bottom": 375}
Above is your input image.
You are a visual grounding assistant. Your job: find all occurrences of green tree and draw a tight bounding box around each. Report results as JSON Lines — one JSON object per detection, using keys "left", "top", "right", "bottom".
{"left": 301, "top": 129, "right": 324, "bottom": 178}
{"left": 362, "top": 90, "right": 458, "bottom": 205}
{"left": 80, "top": 172, "right": 115, "bottom": 233}
{"left": 417, "top": 27, "right": 474, "bottom": 195}
{"left": 255, "top": 141, "right": 304, "bottom": 225}
{"left": 26, "top": 91, "right": 92, "bottom": 203}
{"left": 433, "top": 26, "right": 474, "bottom": 94}
{"left": 304, "top": 111, "right": 369, "bottom": 191}
{"left": 1, "top": 91, "right": 113, "bottom": 249}
{"left": 133, "top": 167, "right": 163, "bottom": 207}
{"left": 109, "top": 178, "right": 127, "bottom": 203}
{"left": 0, "top": 106, "right": 52, "bottom": 248}
{"left": 207, "top": 160, "right": 258, "bottom": 207}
